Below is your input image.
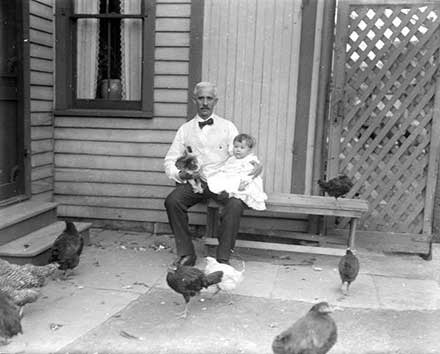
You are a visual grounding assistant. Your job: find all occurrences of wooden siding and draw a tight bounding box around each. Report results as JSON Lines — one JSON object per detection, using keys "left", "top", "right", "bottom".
{"left": 55, "top": 0, "right": 192, "bottom": 224}
{"left": 54, "top": 116, "right": 190, "bottom": 224}
{"left": 202, "top": 0, "right": 303, "bottom": 193}
{"left": 30, "top": 0, "right": 55, "bottom": 201}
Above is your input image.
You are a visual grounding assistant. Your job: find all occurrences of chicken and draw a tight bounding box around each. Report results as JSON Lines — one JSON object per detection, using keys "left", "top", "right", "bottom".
{"left": 0, "top": 286, "right": 40, "bottom": 307}
{"left": 49, "top": 221, "right": 84, "bottom": 278}
{"left": 204, "top": 257, "right": 245, "bottom": 296}
{"left": 0, "top": 291, "right": 22, "bottom": 345}
{"left": 318, "top": 175, "right": 353, "bottom": 199}
{"left": 166, "top": 264, "right": 223, "bottom": 318}
{"left": 272, "top": 302, "right": 337, "bottom": 354}
{"left": 0, "top": 259, "right": 55, "bottom": 316}
{"left": 338, "top": 248, "right": 360, "bottom": 295}
{"left": 175, "top": 146, "right": 203, "bottom": 193}
{"left": 0, "top": 259, "right": 58, "bottom": 289}
{"left": 0, "top": 285, "right": 40, "bottom": 318}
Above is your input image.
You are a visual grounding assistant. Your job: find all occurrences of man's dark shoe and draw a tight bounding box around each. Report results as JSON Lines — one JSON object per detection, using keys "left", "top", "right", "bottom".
{"left": 217, "top": 259, "right": 230, "bottom": 265}
{"left": 174, "top": 254, "right": 197, "bottom": 267}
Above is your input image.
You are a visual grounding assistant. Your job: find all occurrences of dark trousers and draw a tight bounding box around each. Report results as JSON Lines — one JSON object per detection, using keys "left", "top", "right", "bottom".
{"left": 164, "top": 182, "right": 246, "bottom": 261}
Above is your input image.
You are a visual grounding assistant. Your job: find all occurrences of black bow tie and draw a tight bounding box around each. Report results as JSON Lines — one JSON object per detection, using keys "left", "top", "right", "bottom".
{"left": 199, "top": 118, "right": 214, "bottom": 129}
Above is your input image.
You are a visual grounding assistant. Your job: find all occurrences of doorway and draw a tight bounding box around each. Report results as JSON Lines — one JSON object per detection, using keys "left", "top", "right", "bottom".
{"left": 0, "top": 0, "right": 29, "bottom": 204}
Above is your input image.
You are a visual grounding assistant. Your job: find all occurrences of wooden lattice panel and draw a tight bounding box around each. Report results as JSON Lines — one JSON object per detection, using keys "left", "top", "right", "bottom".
{"left": 330, "top": 3, "right": 440, "bottom": 233}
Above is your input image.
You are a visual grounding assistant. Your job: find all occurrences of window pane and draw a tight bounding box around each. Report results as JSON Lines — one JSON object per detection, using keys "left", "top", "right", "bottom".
{"left": 121, "top": 19, "right": 142, "bottom": 101}
{"left": 75, "top": 0, "right": 99, "bottom": 99}
{"left": 75, "top": 0, "right": 142, "bottom": 102}
{"left": 76, "top": 18, "right": 99, "bottom": 99}
{"left": 121, "top": 0, "right": 141, "bottom": 15}
{"left": 74, "top": 0, "right": 99, "bottom": 14}
{"left": 96, "top": 18, "right": 123, "bottom": 100}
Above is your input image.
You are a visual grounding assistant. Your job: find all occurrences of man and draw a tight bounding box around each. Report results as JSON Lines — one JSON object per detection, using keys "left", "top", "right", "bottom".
{"left": 164, "top": 82, "right": 260, "bottom": 266}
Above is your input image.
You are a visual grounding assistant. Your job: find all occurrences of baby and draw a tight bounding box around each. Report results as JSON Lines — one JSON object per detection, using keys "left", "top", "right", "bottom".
{"left": 207, "top": 133, "right": 267, "bottom": 210}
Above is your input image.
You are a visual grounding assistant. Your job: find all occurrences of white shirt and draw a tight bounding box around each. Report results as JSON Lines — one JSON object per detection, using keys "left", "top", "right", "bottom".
{"left": 164, "top": 114, "right": 239, "bottom": 183}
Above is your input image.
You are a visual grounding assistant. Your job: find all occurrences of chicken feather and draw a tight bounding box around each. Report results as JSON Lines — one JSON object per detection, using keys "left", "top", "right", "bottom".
{"left": 318, "top": 175, "right": 353, "bottom": 199}
{"left": 166, "top": 264, "right": 223, "bottom": 318}
{"left": 0, "top": 259, "right": 58, "bottom": 289}
{"left": 272, "top": 302, "right": 337, "bottom": 354}
{"left": 338, "top": 248, "right": 360, "bottom": 295}
{"left": 204, "top": 257, "right": 245, "bottom": 293}
{"left": 49, "top": 221, "right": 84, "bottom": 277}
{"left": 0, "top": 291, "right": 22, "bottom": 345}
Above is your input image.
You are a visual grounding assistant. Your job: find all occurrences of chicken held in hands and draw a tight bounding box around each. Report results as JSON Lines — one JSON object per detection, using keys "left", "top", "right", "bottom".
{"left": 49, "top": 221, "right": 84, "bottom": 279}
{"left": 0, "top": 291, "right": 22, "bottom": 345}
{"left": 175, "top": 146, "right": 203, "bottom": 193}
{"left": 338, "top": 248, "right": 360, "bottom": 295}
{"left": 272, "top": 302, "right": 337, "bottom": 354}
{"left": 318, "top": 174, "right": 353, "bottom": 199}
{"left": 166, "top": 264, "right": 223, "bottom": 318}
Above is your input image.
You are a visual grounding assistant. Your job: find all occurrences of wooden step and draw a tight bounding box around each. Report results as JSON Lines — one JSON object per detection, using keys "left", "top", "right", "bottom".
{"left": 0, "top": 201, "right": 58, "bottom": 246}
{"left": 0, "top": 221, "right": 92, "bottom": 266}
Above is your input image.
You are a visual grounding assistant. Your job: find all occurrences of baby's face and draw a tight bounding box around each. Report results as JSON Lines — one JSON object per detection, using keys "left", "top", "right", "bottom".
{"left": 233, "top": 141, "right": 252, "bottom": 159}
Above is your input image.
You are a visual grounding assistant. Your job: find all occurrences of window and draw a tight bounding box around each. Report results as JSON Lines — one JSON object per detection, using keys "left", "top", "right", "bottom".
{"left": 56, "top": 0, "right": 155, "bottom": 116}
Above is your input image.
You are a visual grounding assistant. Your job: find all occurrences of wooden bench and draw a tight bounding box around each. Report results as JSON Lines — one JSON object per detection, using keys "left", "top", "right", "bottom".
{"left": 204, "top": 193, "right": 369, "bottom": 256}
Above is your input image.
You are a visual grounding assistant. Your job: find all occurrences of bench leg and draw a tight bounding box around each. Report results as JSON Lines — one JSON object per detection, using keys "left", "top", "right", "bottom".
{"left": 348, "top": 218, "right": 358, "bottom": 249}
{"left": 206, "top": 205, "right": 220, "bottom": 239}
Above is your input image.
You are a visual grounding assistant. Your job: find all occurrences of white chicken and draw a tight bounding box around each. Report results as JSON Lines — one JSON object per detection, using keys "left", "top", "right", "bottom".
{"left": 204, "top": 257, "right": 245, "bottom": 297}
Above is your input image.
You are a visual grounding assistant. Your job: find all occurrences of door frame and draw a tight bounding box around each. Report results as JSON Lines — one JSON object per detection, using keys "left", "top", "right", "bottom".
{"left": 0, "top": 0, "right": 31, "bottom": 206}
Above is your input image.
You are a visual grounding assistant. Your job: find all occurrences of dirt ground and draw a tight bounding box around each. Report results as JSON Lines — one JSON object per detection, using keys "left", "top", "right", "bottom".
{"left": 1, "top": 229, "right": 439, "bottom": 354}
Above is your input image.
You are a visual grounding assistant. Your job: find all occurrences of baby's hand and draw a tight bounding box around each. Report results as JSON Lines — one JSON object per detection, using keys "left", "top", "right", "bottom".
{"left": 248, "top": 161, "right": 263, "bottom": 179}
{"left": 238, "top": 180, "right": 249, "bottom": 191}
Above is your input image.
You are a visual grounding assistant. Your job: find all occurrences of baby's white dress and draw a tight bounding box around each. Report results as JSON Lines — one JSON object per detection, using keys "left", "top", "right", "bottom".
{"left": 207, "top": 153, "right": 267, "bottom": 210}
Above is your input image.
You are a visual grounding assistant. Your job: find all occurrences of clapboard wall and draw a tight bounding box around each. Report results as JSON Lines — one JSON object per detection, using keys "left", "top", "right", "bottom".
{"left": 54, "top": 0, "right": 194, "bottom": 230}
{"left": 30, "top": 0, "right": 55, "bottom": 202}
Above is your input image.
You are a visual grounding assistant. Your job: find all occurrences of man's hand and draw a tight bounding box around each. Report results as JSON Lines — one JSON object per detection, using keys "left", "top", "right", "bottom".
{"left": 248, "top": 161, "right": 263, "bottom": 179}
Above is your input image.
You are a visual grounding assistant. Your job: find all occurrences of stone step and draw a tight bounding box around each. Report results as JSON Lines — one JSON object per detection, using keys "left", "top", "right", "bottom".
{"left": 0, "top": 201, "right": 58, "bottom": 245}
{"left": 0, "top": 221, "right": 92, "bottom": 266}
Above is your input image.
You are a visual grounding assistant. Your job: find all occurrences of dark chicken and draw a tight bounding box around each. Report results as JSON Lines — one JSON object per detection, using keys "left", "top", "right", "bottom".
{"left": 318, "top": 175, "right": 353, "bottom": 199}
{"left": 272, "top": 302, "right": 337, "bottom": 354}
{"left": 49, "top": 221, "right": 84, "bottom": 278}
{"left": 338, "top": 248, "right": 360, "bottom": 295}
{"left": 0, "top": 291, "right": 22, "bottom": 345}
{"left": 166, "top": 264, "right": 223, "bottom": 318}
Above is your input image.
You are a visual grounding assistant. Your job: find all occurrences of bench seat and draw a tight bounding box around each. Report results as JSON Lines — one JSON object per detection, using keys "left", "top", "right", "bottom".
{"left": 205, "top": 193, "right": 369, "bottom": 254}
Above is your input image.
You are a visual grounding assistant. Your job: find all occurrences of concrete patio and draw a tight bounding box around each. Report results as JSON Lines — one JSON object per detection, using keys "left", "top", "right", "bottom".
{"left": 1, "top": 228, "right": 440, "bottom": 354}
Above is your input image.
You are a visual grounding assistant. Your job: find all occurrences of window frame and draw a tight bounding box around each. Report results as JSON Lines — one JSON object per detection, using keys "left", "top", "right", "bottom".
{"left": 55, "top": 0, "right": 155, "bottom": 117}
